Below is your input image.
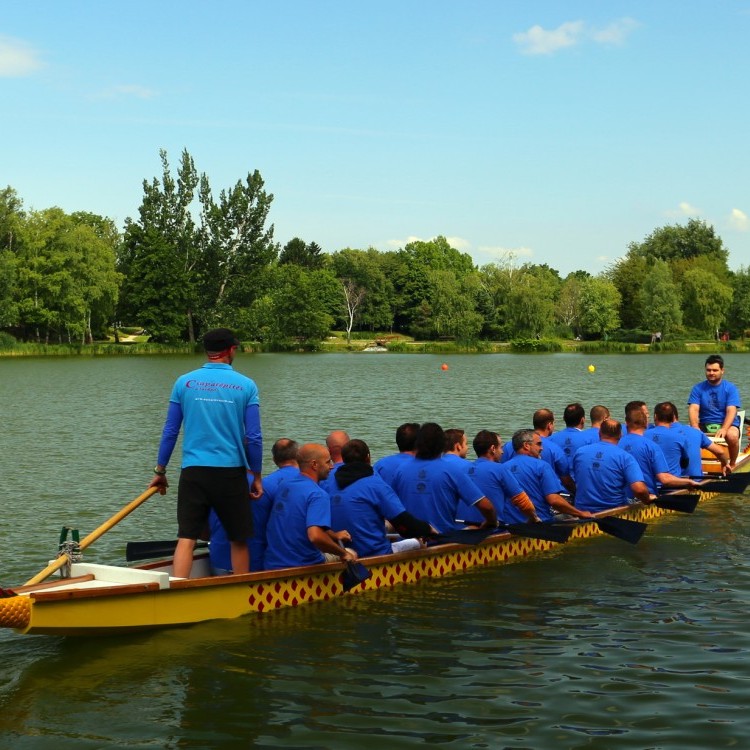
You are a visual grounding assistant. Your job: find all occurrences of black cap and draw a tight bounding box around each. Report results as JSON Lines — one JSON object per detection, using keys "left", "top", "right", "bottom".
{"left": 203, "top": 328, "right": 240, "bottom": 352}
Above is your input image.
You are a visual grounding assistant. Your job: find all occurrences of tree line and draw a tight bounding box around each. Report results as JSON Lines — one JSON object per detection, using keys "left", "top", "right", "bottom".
{"left": 2, "top": 149, "right": 749, "bottom": 346}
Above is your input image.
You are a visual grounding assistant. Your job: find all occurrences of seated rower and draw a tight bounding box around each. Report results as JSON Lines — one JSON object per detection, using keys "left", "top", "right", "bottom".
{"left": 264, "top": 443, "right": 357, "bottom": 571}
{"left": 669, "top": 402, "right": 729, "bottom": 476}
{"left": 391, "top": 422, "right": 497, "bottom": 534}
{"left": 209, "top": 438, "right": 300, "bottom": 575}
{"left": 619, "top": 405, "right": 700, "bottom": 498}
{"left": 573, "top": 419, "right": 651, "bottom": 512}
{"left": 465, "top": 429, "right": 537, "bottom": 524}
{"left": 330, "top": 439, "right": 432, "bottom": 557}
{"left": 644, "top": 402, "right": 690, "bottom": 475}
{"left": 505, "top": 429, "right": 593, "bottom": 523}
{"left": 373, "top": 422, "right": 419, "bottom": 488}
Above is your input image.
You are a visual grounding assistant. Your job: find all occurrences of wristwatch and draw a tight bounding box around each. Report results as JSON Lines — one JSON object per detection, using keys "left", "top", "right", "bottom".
{"left": 153, "top": 466, "right": 167, "bottom": 476}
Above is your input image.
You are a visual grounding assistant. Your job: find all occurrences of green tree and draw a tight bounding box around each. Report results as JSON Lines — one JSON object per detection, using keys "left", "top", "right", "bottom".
{"left": 630, "top": 218, "right": 729, "bottom": 267}
{"left": 578, "top": 277, "right": 621, "bottom": 338}
{"left": 605, "top": 254, "right": 648, "bottom": 330}
{"left": 729, "top": 267, "right": 750, "bottom": 339}
{"left": 278, "top": 238, "right": 325, "bottom": 269}
{"left": 119, "top": 149, "right": 200, "bottom": 342}
{"left": 555, "top": 273, "right": 590, "bottom": 337}
{"left": 504, "top": 265, "right": 560, "bottom": 338}
{"left": 636, "top": 259, "right": 682, "bottom": 337}
{"left": 682, "top": 268, "right": 732, "bottom": 338}
{"left": 0, "top": 187, "right": 24, "bottom": 328}
{"left": 329, "top": 248, "right": 394, "bottom": 331}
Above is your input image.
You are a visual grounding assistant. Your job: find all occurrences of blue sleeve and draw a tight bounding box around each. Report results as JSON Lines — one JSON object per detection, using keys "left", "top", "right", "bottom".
{"left": 157, "top": 401, "right": 183, "bottom": 467}
{"left": 244, "top": 403, "right": 263, "bottom": 473}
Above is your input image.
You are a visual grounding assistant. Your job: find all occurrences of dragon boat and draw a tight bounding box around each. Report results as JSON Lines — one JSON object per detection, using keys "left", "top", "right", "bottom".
{"left": 1, "top": 445, "right": 749, "bottom": 638}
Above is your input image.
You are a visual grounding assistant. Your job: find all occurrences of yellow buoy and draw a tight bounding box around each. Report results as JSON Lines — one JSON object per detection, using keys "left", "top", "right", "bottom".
{"left": 588, "top": 364, "right": 596, "bottom": 373}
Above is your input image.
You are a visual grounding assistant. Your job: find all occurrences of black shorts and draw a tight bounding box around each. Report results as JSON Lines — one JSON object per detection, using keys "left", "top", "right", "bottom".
{"left": 177, "top": 466, "right": 252, "bottom": 541}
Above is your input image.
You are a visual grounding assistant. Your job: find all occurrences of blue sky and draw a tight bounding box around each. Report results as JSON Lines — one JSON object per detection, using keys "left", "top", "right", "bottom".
{"left": 3, "top": 1, "right": 749, "bottom": 276}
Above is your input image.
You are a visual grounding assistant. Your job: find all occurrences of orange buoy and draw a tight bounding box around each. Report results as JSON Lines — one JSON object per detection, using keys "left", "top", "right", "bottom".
{"left": 441, "top": 363, "right": 449, "bottom": 371}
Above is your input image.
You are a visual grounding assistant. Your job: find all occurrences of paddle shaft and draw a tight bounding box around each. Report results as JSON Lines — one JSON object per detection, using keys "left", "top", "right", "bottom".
{"left": 24, "top": 486, "right": 160, "bottom": 586}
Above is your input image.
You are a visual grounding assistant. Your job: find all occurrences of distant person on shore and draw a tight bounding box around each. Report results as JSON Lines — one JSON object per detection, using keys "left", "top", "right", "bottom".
{"left": 150, "top": 328, "right": 262, "bottom": 578}
{"left": 264, "top": 443, "right": 357, "bottom": 570}
{"left": 330, "top": 439, "right": 432, "bottom": 557}
{"left": 688, "top": 354, "right": 742, "bottom": 469}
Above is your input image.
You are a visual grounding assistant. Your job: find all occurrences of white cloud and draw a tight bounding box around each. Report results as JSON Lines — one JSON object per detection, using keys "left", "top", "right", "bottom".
{"left": 729, "top": 208, "right": 749, "bottom": 231}
{"left": 513, "top": 17, "right": 638, "bottom": 56}
{"left": 93, "top": 84, "right": 159, "bottom": 100}
{"left": 590, "top": 18, "right": 640, "bottom": 45}
{"left": 513, "top": 21, "right": 584, "bottom": 56}
{"left": 666, "top": 201, "right": 701, "bottom": 218}
{"left": 0, "top": 35, "right": 43, "bottom": 76}
{"left": 444, "top": 236, "right": 471, "bottom": 251}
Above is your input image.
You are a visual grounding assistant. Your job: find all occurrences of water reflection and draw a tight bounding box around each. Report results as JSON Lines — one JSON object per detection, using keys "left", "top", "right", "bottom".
{"left": 2, "top": 353, "right": 750, "bottom": 747}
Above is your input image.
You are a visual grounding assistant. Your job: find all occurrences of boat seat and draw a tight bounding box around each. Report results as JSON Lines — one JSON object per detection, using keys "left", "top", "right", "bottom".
{"left": 66, "top": 563, "right": 171, "bottom": 590}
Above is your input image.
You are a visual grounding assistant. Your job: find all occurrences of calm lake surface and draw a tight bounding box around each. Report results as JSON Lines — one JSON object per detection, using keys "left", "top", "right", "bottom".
{"left": 1, "top": 352, "right": 749, "bottom": 748}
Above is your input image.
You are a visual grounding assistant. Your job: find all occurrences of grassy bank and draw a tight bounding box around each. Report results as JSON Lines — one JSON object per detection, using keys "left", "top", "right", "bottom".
{"left": 1, "top": 333, "right": 748, "bottom": 357}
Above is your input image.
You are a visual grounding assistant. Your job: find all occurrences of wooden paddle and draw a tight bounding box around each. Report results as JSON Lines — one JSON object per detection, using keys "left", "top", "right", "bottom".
{"left": 24, "top": 486, "right": 160, "bottom": 586}
{"left": 126, "top": 539, "right": 209, "bottom": 562}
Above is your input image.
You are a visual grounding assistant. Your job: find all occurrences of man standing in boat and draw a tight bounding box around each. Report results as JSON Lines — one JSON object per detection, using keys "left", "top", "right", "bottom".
{"left": 688, "top": 354, "right": 742, "bottom": 469}
{"left": 150, "top": 328, "right": 263, "bottom": 578}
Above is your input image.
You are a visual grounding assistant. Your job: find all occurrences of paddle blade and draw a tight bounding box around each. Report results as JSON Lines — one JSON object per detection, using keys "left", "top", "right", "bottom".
{"left": 341, "top": 561, "right": 371, "bottom": 592}
{"left": 507, "top": 522, "right": 573, "bottom": 543}
{"left": 654, "top": 493, "right": 700, "bottom": 513}
{"left": 697, "top": 474, "right": 750, "bottom": 494}
{"left": 595, "top": 516, "right": 647, "bottom": 545}
{"left": 429, "top": 527, "right": 501, "bottom": 546}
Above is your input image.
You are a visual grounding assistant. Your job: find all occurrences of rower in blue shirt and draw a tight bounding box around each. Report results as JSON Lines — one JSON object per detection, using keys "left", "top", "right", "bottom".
{"left": 373, "top": 422, "right": 419, "bottom": 488}
{"left": 573, "top": 419, "right": 651, "bottom": 513}
{"left": 549, "top": 402, "right": 598, "bottom": 475}
{"left": 644, "top": 402, "right": 690, "bottom": 476}
{"left": 505, "top": 429, "right": 592, "bottom": 523}
{"left": 391, "top": 422, "right": 497, "bottom": 534}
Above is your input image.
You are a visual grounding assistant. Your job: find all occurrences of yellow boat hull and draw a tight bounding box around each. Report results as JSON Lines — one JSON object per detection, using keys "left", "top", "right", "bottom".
{"left": 2, "top": 453, "right": 748, "bottom": 637}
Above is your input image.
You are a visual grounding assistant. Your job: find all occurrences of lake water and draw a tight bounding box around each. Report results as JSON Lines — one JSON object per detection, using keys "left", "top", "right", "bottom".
{"left": 1, "top": 352, "right": 749, "bottom": 748}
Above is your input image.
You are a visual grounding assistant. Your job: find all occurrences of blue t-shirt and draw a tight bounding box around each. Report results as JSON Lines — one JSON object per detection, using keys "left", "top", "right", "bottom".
{"left": 464, "top": 457, "right": 524, "bottom": 523}
{"left": 549, "top": 427, "right": 597, "bottom": 474}
{"left": 373, "top": 452, "right": 414, "bottom": 488}
{"left": 501, "top": 436, "right": 569, "bottom": 479}
{"left": 671, "top": 422, "right": 712, "bottom": 476}
{"left": 391, "top": 456, "right": 485, "bottom": 533}
{"left": 573, "top": 441, "right": 645, "bottom": 512}
{"left": 264, "top": 473, "right": 331, "bottom": 570}
{"left": 161, "top": 362, "right": 261, "bottom": 469}
{"left": 319, "top": 462, "right": 343, "bottom": 496}
{"left": 644, "top": 425, "right": 689, "bottom": 476}
{"left": 504, "top": 454, "right": 564, "bottom": 523}
{"left": 618, "top": 432, "right": 669, "bottom": 496}
{"left": 688, "top": 379, "right": 741, "bottom": 427}
{"left": 330, "top": 474, "right": 405, "bottom": 557}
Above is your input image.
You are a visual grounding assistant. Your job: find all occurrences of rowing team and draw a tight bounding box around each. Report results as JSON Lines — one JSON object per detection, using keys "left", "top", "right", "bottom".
{"left": 208, "top": 400, "right": 729, "bottom": 575}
